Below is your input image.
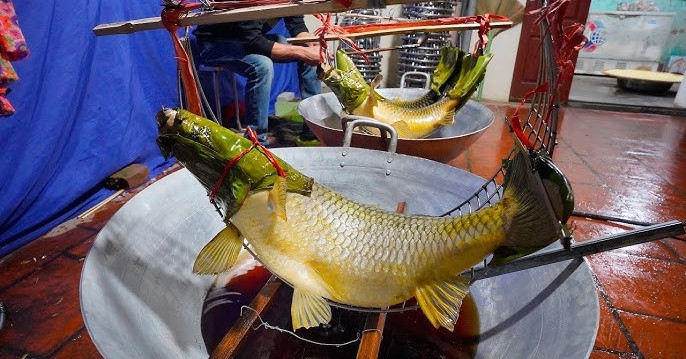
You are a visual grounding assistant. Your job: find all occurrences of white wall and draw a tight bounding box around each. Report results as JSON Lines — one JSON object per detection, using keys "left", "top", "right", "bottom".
{"left": 469, "top": 22, "right": 523, "bottom": 101}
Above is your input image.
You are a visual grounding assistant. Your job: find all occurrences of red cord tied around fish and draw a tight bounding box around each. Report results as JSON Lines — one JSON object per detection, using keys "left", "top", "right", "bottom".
{"left": 208, "top": 127, "right": 288, "bottom": 200}
{"left": 313, "top": 13, "right": 370, "bottom": 64}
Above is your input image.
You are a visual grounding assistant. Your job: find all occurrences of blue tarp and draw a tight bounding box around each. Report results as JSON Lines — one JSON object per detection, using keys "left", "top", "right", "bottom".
{"left": 0, "top": 2, "right": 300, "bottom": 257}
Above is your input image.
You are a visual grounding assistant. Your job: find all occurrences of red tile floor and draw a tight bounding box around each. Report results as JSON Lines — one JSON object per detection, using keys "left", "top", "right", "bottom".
{"left": 0, "top": 103, "right": 684, "bottom": 358}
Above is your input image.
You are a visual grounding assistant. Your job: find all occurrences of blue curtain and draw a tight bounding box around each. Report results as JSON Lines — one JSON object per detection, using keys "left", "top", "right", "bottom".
{"left": 0, "top": 2, "right": 179, "bottom": 256}
{"left": 0, "top": 2, "right": 302, "bottom": 257}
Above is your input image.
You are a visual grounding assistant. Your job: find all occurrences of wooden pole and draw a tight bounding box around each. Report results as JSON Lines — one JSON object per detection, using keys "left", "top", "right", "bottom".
{"left": 210, "top": 276, "right": 283, "bottom": 359}
{"left": 94, "top": 0, "right": 426, "bottom": 36}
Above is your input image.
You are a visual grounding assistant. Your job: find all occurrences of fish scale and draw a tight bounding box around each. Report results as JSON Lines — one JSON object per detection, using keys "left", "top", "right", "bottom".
{"left": 232, "top": 182, "right": 512, "bottom": 307}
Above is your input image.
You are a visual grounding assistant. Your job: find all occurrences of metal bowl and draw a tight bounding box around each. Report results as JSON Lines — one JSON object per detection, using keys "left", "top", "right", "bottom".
{"left": 298, "top": 88, "right": 494, "bottom": 163}
{"left": 604, "top": 69, "right": 682, "bottom": 94}
{"left": 617, "top": 78, "right": 674, "bottom": 94}
{"left": 80, "top": 147, "right": 598, "bottom": 358}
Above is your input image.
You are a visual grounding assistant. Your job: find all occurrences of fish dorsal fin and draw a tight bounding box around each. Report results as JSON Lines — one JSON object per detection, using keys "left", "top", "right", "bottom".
{"left": 291, "top": 288, "right": 332, "bottom": 330}
{"left": 370, "top": 74, "right": 383, "bottom": 90}
{"left": 414, "top": 276, "right": 470, "bottom": 331}
{"left": 193, "top": 223, "right": 243, "bottom": 275}
{"left": 267, "top": 176, "right": 287, "bottom": 221}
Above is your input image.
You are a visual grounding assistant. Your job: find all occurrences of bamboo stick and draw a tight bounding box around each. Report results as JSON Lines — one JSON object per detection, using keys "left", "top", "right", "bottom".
{"left": 210, "top": 276, "right": 283, "bottom": 359}
{"left": 288, "top": 21, "right": 512, "bottom": 43}
{"left": 77, "top": 189, "right": 124, "bottom": 219}
{"left": 93, "top": 0, "right": 424, "bottom": 36}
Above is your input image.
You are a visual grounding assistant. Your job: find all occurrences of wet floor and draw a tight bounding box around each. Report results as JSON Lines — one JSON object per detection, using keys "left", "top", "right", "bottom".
{"left": 0, "top": 102, "right": 684, "bottom": 358}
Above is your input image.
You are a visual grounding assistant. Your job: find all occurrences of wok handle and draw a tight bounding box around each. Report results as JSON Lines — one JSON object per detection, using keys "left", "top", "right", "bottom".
{"left": 341, "top": 116, "right": 398, "bottom": 154}
{"left": 400, "top": 71, "right": 431, "bottom": 89}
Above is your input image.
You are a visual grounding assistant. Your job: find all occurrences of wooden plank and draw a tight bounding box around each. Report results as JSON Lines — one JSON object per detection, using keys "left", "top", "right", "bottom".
{"left": 209, "top": 276, "right": 283, "bottom": 359}
{"left": 288, "top": 21, "right": 513, "bottom": 43}
{"left": 93, "top": 0, "right": 422, "bottom": 36}
{"left": 355, "top": 201, "right": 406, "bottom": 359}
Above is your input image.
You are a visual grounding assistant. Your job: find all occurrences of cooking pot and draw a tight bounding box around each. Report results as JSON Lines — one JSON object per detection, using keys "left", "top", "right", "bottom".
{"left": 80, "top": 145, "right": 598, "bottom": 359}
{"left": 298, "top": 88, "right": 494, "bottom": 163}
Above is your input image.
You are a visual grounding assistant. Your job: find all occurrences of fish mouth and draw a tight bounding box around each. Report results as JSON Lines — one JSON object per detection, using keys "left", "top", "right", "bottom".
{"left": 319, "top": 49, "right": 370, "bottom": 112}
{"left": 155, "top": 107, "right": 228, "bottom": 157}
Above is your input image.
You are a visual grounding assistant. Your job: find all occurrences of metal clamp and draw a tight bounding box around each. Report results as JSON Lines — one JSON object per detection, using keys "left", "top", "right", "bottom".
{"left": 400, "top": 71, "right": 431, "bottom": 89}
{"left": 341, "top": 116, "right": 398, "bottom": 153}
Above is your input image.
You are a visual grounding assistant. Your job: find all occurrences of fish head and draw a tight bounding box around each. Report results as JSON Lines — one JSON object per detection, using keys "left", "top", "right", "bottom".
{"left": 156, "top": 108, "right": 313, "bottom": 219}
{"left": 319, "top": 48, "right": 371, "bottom": 112}
{"left": 156, "top": 108, "right": 253, "bottom": 218}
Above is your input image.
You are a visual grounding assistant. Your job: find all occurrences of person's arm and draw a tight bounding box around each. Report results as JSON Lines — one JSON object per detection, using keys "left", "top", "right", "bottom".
{"left": 270, "top": 40, "right": 321, "bottom": 66}
{"left": 270, "top": 16, "right": 322, "bottom": 66}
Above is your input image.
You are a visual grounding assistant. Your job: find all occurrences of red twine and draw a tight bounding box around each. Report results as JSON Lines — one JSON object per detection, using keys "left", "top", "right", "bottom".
{"left": 313, "top": 13, "right": 370, "bottom": 64}
{"left": 528, "top": 0, "right": 587, "bottom": 124}
{"left": 161, "top": 1, "right": 203, "bottom": 115}
{"left": 509, "top": 82, "right": 549, "bottom": 150}
{"left": 312, "top": 14, "right": 512, "bottom": 63}
{"left": 208, "top": 127, "right": 287, "bottom": 200}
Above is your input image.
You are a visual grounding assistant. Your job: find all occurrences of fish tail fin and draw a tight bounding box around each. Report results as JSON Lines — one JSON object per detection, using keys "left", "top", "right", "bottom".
{"left": 446, "top": 53, "right": 492, "bottom": 100}
{"left": 431, "top": 47, "right": 464, "bottom": 94}
{"left": 490, "top": 139, "right": 564, "bottom": 266}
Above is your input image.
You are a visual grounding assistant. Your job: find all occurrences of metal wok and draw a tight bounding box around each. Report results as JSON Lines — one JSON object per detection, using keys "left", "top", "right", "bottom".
{"left": 298, "top": 88, "right": 494, "bottom": 163}
{"left": 80, "top": 146, "right": 598, "bottom": 359}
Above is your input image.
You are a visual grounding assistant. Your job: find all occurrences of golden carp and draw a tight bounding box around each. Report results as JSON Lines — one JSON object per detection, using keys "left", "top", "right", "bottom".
{"left": 156, "top": 108, "right": 571, "bottom": 331}
{"left": 321, "top": 48, "right": 492, "bottom": 139}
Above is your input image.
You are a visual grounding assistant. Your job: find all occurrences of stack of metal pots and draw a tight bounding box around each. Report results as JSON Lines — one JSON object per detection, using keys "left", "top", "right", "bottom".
{"left": 398, "top": 1, "right": 458, "bottom": 87}
{"left": 338, "top": 9, "right": 383, "bottom": 83}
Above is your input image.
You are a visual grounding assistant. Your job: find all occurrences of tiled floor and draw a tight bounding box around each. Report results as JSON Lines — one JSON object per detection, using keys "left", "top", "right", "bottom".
{"left": 0, "top": 103, "right": 684, "bottom": 358}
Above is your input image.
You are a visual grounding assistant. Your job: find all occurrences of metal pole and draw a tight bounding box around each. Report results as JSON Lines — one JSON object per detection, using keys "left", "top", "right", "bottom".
{"left": 471, "top": 220, "right": 685, "bottom": 281}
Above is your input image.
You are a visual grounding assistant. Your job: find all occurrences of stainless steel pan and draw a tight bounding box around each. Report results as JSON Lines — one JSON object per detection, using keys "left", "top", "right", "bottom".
{"left": 298, "top": 88, "right": 494, "bottom": 163}
{"left": 80, "top": 145, "right": 598, "bottom": 358}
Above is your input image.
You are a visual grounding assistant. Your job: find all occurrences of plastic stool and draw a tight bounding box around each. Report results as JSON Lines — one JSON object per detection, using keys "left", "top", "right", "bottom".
{"left": 198, "top": 65, "right": 243, "bottom": 130}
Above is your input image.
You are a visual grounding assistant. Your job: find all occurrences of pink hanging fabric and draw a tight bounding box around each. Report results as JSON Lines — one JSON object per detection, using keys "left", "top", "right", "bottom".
{"left": 0, "top": 0, "right": 29, "bottom": 117}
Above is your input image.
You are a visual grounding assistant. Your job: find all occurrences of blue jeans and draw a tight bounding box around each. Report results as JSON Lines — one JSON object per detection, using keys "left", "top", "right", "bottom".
{"left": 197, "top": 35, "right": 321, "bottom": 135}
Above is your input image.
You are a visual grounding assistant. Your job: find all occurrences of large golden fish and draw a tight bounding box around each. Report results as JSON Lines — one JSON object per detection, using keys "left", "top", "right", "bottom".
{"left": 156, "top": 108, "right": 572, "bottom": 331}
{"left": 321, "top": 48, "right": 492, "bottom": 139}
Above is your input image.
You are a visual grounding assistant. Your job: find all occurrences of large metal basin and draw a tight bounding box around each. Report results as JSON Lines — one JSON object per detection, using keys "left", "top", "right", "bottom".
{"left": 80, "top": 147, "right": 598, "bottom": 358}
{"left": 298, "top": 88, "right": 494, "bottom": 163}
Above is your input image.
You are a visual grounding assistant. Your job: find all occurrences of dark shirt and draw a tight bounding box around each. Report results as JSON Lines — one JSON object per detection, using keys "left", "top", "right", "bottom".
{"left": 193, "top": 17, "right": 309, "bottom": 57}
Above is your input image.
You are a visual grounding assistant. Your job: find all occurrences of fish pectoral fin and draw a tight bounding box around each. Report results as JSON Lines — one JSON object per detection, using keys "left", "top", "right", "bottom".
{"left": 267, "top": 176, "right": 287, "bottom": 221}
{"left": 291, "top": 289, "right": 332, "bottom": 330}
{"left": 390, "top": 121, "right": 415, "bottom": 139}
{"left": 414, "top": 276, "right": 470, "bottom": 331}
{"left": 193, "top": 223, "right": 243, "bottom": 275}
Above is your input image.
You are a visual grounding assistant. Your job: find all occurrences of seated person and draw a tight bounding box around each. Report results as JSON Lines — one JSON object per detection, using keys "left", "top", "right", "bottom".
{"left": 194, "top": 16, "right": 323, "bottom": 145}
